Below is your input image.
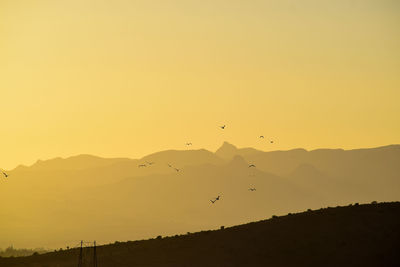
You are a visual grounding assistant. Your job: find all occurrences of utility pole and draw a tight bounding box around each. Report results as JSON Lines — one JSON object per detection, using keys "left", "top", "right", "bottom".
{"left": 93, "top": 241, "right": 98, "bottom": 267}
{"left": 78, "top": 240, "right": 83, "bottom": 267}
{"left": 77, "top": 240, "right": 98, "bottom": 267}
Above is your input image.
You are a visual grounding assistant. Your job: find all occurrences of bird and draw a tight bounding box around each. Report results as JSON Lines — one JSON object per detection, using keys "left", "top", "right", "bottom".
{"left": 259, "top": 136, "right": 264, "bottom": 138}
{"left": 167, "top": 164, "right": 172, "bottom": 168}
{"left": 186, "top": 142, "right": 192, "bottom": 146}
{"left": 248, "top": 188, "right": 256, "bottom": 191}
{"left": 248, "top": 164, "right": 256, "bottom": 168}
{"left": 174, "top": 168, "right": 180, "bottom": 172}
{"left": 210, "top": 195, "right": 221, "bottom": 203}
{"left": 220, "top": 125, "right": 226, "bottom": 129}
{"left": 138, "top": 164, "right": 146, "bottom": 168}
{"left": 2, "top": 172, "right": 8, "bottom": 178}
{"left": 270, "top": 140, "right": 274, "bottom": 143}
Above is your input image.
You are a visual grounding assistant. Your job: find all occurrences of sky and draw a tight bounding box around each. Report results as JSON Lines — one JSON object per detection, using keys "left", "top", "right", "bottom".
{"left": 1, "top": 0, "right": 399, "bottom": 170}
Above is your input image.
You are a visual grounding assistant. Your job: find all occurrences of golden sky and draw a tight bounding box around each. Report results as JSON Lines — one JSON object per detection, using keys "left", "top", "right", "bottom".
{"left": 1, "top": 0, "right": 399, "bottom": 169}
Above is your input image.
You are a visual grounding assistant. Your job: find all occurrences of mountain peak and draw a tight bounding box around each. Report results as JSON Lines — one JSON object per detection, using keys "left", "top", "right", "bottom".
{"left": 215, "top": 142, "right": 239, "bottom": 160}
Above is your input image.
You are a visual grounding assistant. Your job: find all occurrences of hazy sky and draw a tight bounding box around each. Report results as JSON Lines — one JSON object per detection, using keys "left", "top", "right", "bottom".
{"left": 1, "top": 0, "right": 399, "bottom": 169}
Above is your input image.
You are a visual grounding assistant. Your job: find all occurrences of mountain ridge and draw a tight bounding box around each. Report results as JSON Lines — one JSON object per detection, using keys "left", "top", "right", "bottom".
{"left": 1, "top": 142, "right": 399, "bottom": 248}
{"left": 9, "top": 142, "right": 400, "bottom": 172}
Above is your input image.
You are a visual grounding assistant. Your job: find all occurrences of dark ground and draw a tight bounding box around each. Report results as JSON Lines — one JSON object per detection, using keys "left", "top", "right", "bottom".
{"left": 1, "top": 202, "right": 399, "bottom": 267}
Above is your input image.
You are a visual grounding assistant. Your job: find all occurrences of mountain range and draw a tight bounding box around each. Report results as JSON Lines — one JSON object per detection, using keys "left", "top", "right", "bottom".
{"left": 1, "top": 142, "right": 399, "bottom": 248}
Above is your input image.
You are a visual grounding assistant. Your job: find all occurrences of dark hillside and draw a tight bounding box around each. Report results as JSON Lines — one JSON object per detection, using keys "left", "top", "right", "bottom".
{"left": 1, "top": 202, "right": 399, "bottom": 267}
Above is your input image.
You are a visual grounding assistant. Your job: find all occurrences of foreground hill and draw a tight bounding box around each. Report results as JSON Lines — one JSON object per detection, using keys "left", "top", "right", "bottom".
{"left": 1, "top": 202, "right": 399, "bottom": 267}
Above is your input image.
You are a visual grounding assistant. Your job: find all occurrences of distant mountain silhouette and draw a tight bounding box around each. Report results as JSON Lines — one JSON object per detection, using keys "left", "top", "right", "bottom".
{"left": 0, "top": 143, "right": 399, "bottom": 248}
{"left": 15, "top": 154, "right": 131, "bottom": 172}
{"left": 215, "top": 141, "right": 262, "bottom": 160}
{"left": 1, "top": 202, "right": 399, "bottom": 267}
{"left": 142, "top": 148, "right": 224, "bottom": 166}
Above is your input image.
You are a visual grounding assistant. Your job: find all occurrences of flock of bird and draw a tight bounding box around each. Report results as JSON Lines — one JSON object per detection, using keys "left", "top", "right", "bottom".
{"left": 1, "top": 124, "right": 272, "bottom": 205}
{"left": 138, "top": 161, "right": 155, "bottom": 168}
{"left": 136, "top": 124, "right": 275, "bottom": 205}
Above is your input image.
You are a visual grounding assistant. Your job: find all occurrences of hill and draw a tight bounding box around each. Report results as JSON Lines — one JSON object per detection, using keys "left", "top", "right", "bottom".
{"left": 1, "top": 202, "right": 399, "bottom": 267}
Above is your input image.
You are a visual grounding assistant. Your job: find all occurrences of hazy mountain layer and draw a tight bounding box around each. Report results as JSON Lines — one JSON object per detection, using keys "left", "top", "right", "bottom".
{"left": 0, "top": 143, "right": 399, "bottom": 248}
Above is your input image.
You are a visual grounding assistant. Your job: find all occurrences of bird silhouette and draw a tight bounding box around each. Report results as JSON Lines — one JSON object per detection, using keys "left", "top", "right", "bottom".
{"left": 270, "top": 140, "right": 274, "bottom": 143}
{"left": 210, "top": 195, "right": 221, "bottom": 203}
{"left": 248, "top": 188, "right": 256, "bottom": 191}
{"left": 259, "top": 136, "right": 264, "bottom": 138}
{"left": 138, "top": 164, "right": 146, "bottom": 168}
{"left": 167, "top": 164, "right": 172, "bottom": 168}
{"left": 186, "top": 143, "right": 192, "bottom": 146}
{"left": 220, "top": 125, "right": 226, "bottom": 129}
{"left": 2, "top": 172, "right": 8, "bottom": 178}
{"left": 248, "top": 164, "right": 256, "bottom": 168}
{"left": 174, "top": 168, "right": 180, "bottom": 172}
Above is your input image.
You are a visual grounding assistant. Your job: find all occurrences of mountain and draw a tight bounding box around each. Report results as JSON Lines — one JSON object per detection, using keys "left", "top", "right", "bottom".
{"left": 14, "top": 154, "right": 131, "bottom": 172}
{"left": 242, "top": 144, "right": 400, "bottom": 202}
{"left": 0, "top": 143, "right": 399, "bottom": 249}
{"left": 215, "top": 141, "right": 262, "bottom": 160}
{"left": 142, "top": 148, "right": 225, "bottom": 167}
{"left": 1, "top": 202, "right": 399, "bottom": 267}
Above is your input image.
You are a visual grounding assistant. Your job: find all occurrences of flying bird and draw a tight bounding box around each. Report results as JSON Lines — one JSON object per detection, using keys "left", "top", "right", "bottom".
{"left": 248, "top": 164, "right": 256, "bottom": 168}
{"left": 138, "top": 164, "right": 146, "bottom": 168}
{"left": 259, "top": 136, "right": 264, "bottom": 138}
{"left": 270, "top": 140, "right": 274, "bottom": 143}
{"left": 186, "top": 143, "right": 192, "bottom": 146}
{"left": 220, "top": 125, "right": 226, "bottom": 129}
{"left": 210, "top": 195, "right": 221, "bottom": 203}
{"left": 174, "top": 168, "right": 180, "bottom": 172}
{"left": 2, "top": 172, "right": 8, "bottom": 178}
{"left": 248, "top": 188, "right": 256, "bottom": 191}
{"left": 167, "top": 164, "right": 172, "bottom": 168}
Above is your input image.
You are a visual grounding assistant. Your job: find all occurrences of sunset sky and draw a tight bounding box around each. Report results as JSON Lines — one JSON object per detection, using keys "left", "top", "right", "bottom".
{"left": 1, "top": 0, "right": 399, "bottom": 170}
